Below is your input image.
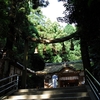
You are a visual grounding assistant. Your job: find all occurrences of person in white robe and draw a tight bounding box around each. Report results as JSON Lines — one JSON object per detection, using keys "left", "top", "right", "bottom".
{"left": 52, "top": 74, "right": 58, "bottom": 88}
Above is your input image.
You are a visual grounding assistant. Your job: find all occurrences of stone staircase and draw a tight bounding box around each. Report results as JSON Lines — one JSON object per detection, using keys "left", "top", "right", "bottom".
{"left": 4, "top": 85, "right": 93, "bottom": 100}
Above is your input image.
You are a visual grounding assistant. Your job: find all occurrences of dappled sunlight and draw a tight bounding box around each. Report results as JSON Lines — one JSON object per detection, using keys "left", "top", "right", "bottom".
{"left": 43, "top": 91, "right": 55, "bottom": 94}
{"left": 18, "top": 89, "right": 35, "bottom": 92}
{"left": 10, "top": 89, "right": 55, "bottom": 99}
{"left": 26, "top": 94, "right": 51, "bottom": 99}
{"left": 9, "top": 95, "right": 38, "bottom": 99}
{"left": 9, "top": 92, "right": 52, "bottom": 99}
{"left": 42, "top": 90, "right": 63, "bottom": 95}
{"left": 40, "top": 94, "right": 51, "bottom": 99}
{"left": 18, "top": 89, "right": 29, "bottom": 92}
{"left": 81, "top": 92, "right": 88, "bottom": 97}
{"left": 7, "top": 85, "right": 90, "bottom": 99}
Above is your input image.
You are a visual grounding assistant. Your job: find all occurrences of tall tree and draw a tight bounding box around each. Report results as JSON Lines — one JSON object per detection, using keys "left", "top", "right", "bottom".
{"left": 0, "top": 0, "right": 49, "bottom": 88}
{"left": 57, "top": 0, "right": 100, "bottom": 78}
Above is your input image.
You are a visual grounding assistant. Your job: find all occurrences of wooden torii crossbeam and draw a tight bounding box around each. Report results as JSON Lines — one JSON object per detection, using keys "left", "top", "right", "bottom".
{"left": 27, "top": 31, "right": 80, "bottom": 44}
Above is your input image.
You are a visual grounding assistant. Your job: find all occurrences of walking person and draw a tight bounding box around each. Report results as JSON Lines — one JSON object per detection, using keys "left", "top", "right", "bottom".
{"left": 52, "top": 74, "right": 58, "bottom": 88}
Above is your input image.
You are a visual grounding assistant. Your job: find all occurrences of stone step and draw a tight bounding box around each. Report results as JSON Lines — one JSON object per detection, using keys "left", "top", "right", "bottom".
{"left": 38, "top": 85, "right": 86, "bottom": 91}
{"left": 14, "top": 85, "right": 87, "bottom": 94}
{"left": 7, "top": 91, "right": 90, "bottom": 99}
{"left": 6, "top": 94, "right": 91, "bottom": 100}
{"left": 13, "top": 91, "right": 88, "bottom": 95}
{"left": 5, "top": 98, "right": 91, "bottom": 100}
{"left": 14, "top": 88, "right": 87, "bottom": 95}
{"left": 5, "top": 85, "right": 91, "bottom": 100}
{"left": 7, "top": 92, "right": 89, "bottom": 98}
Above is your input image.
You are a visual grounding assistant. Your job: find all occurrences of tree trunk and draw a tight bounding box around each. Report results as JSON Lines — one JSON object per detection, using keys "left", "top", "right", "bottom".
{"left": 3, "top": 33, "right": 14, "bottom": 78}
{"left": 80, "top": 38, "right": 91, "bottom": 84}
{"left": 21, "top": 40, "right": 28, "bottom": 88}
{"left": 3, "top": 59, "right": 10, "bottom": 78}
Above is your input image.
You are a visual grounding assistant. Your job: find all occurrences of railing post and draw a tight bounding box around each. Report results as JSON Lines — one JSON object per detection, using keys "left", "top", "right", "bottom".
{"left": 0, "top": 74, "right": 19, "bottom": 97}
{"left": 16, "top": 75, "right": 19, "bottom": 90}
{"left": 85, "top": 68, "right": 100, "bottom": 100}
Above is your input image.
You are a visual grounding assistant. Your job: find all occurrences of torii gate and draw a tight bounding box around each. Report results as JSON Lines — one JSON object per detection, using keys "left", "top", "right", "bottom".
{"left": 22, "top": 29, "right": 91, "bottom": 88}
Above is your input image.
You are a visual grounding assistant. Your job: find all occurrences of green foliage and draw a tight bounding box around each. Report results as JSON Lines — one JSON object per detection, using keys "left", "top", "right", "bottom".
{"left": 0, "top": 0, "right": 42, "bottom": 40}
{"left": 66, "top": 0, "right": 100, "bottom": 64}
{"left": 0, "top": 38, "right": 6, "bottom": 50}
{"left": 0, "top": 0, "right": 45, "bottom": 72}
{"left": 64, "top": 24, "right": 76, "bottom": 35}
{"left": 0, "top": 0, "right": 9, "bottom": 37}
{"left": 0, "top": 0, "right": 81, "bottom": 68}
{"left": 36, "top": 19, "right": 81, "bottom": 62}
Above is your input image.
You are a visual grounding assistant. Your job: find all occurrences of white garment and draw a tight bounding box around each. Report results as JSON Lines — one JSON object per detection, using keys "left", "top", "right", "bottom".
{"left": 52, "top": 75, "right": 58, "bottom": 88}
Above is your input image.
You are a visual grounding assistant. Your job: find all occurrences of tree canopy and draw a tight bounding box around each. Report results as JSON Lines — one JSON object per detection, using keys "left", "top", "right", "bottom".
{"left": 1, "top": 0, "right": 100, "bottom": 73}
{"left": 57, "top": 0, "right": 100, "bottom": 77}
{"left": 1, "top": 0, "right": 100, "bottom": 86}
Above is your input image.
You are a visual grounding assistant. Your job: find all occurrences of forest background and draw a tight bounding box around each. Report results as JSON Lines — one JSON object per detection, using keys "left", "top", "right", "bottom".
{"left": 0, "top": 0, "right": 100, "bottom": 87}
{"left": 0, "top": 0, "right": 81, "bottom": 71}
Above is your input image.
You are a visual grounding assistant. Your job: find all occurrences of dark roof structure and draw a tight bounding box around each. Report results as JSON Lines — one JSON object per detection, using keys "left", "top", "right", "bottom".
{"left": 68, "top": 60, "right": 84, "bottom": 70}
{"left": 36, "top": 60, "right": 83, "bottom": 74}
